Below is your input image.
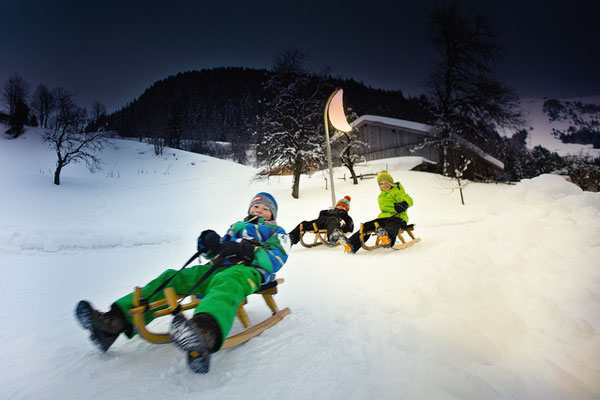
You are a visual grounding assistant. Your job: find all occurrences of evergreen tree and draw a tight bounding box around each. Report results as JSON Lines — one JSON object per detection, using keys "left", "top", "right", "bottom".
{"left": 166, "top": 103, "right": 183, "bottom": 149}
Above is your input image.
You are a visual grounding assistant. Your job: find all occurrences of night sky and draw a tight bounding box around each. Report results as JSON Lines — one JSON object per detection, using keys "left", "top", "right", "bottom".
{"left": 1, "top": 0, "right": 599, "bottom": 113}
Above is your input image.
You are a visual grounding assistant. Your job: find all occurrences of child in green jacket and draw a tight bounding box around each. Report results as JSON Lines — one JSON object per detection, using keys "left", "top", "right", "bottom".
{"left": 75, "top": 192, "right": 289, "bottom": 373}
{"left": 344, "top": 171, "right": 413, "bottom": 253}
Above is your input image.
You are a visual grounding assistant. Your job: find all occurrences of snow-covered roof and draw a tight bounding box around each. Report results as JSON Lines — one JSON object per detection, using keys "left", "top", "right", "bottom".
{"left": 450, "top": 133, "right": 505, "bottom": 170}
{"left": 351, "top": 114, "right": 504, "bottom": 170}
{"left": 351, "top": 115, "right": 432, "bottom": 133}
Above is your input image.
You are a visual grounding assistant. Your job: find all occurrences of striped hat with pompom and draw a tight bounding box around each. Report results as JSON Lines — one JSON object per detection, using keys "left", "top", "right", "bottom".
{"left": 336, "top": 195, "right": 351, "bottom": 211}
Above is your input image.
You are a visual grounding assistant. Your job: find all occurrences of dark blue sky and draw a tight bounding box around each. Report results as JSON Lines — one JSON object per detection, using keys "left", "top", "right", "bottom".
{"left": 1, "top": 0, "right": 599, "bottom": 113}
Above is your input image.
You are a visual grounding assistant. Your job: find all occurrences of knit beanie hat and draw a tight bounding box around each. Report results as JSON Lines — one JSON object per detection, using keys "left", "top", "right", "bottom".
{"left": 248, "top": 192, "right": 278, "bottom": 221}
{"left": 336, "top": 195, "right": 351, "bottom": 211}
{"left": 377, "top": 170, "right": 394, "bottom": 185}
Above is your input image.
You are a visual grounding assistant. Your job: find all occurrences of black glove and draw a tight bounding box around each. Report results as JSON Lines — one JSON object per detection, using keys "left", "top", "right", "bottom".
{"left": 197, "top": 230, "right": 220, "bottom": 253}
{"left": 394, "top": 201, "right": 409, "bottom": 213}
{"left": 213, "top": 240, "right": 255, "bottom": 265}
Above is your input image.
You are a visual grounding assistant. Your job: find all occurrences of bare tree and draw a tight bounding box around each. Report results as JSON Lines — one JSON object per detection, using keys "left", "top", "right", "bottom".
{"left": 43, "top": 88, "right": 112, "bottom": 185}
{"left": 2, "top": 73, "right": 30, "bottom": 136}
{"left": 425, "top": 3, "right": 522, "bottom": 178}
{"left": 332, "top": 127, "right": 369, "bottom": 184}
{"left": 31, "top": 84, "right": 54, "bottom": 128}
{"left": 91, "top": 101, "right": 107, "bottom": 126}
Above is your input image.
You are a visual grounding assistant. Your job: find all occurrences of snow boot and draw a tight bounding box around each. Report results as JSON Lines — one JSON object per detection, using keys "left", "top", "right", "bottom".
{"left": 169, "top": 312, "right": 220, "bottom": 374}
{"left": 343, "top": 238, "right": 358, "bottom": 253}
{"left": 329, "top": 229, "right": 348, "bottom": 247}
{"left": 288, "top": 229, "right": 299, "bottom": 246}
{"left": 75, "top": 301, "right": 131, "bottom": 352}
{"left": 375, "top": 226, "right": 391, "bottom": 248}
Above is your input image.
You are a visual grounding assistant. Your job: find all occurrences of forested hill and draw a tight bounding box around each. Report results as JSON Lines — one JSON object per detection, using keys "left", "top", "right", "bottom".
{"left": 106, "top": 67, "right": 431, "bottom": 142}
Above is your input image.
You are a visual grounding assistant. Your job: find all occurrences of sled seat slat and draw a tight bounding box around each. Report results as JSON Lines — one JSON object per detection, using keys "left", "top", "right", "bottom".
{"left": 359, "top": 223, "right": 421, "bottom": 251}
{"left": 298, "top": 222, "right": 349, "bottom": 248}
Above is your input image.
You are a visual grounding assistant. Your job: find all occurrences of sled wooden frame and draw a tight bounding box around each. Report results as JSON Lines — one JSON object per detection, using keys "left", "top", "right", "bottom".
{"left": 359, "top": 222, "right": 421, "bottom": 250}
{"left": 299, "top": 222, "right": 332, "bottom": 248}
{"left": 128, "top": 278, "right": 290, "bottom": 349}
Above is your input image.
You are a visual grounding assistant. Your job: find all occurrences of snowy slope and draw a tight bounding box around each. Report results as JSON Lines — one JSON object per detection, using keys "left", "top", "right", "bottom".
{"left": 517, "top": 95, "right": 600, "bottom": 157}
{"left": 1, "top": 126, "right": 599, "bottom": 400}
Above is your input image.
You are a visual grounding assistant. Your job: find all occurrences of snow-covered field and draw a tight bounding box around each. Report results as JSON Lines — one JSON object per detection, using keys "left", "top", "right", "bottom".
{"left": 1, "top": 126, "right": 599, "bottom": 400}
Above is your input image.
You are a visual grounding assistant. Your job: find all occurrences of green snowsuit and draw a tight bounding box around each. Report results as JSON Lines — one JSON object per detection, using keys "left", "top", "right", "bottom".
{"left": 346, "top": 181, "right": 414, "bottom": 252}
{"left": 377, "top": 182, "right": 413, "bottom": 222}
{"left": 114, "top": 216, "right": 289, "bottom": 350}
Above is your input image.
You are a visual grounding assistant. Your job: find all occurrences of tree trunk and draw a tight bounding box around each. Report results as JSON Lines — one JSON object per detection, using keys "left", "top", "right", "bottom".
{"left": 349, "top": 166, "right": 358, "bottom": 185}
{"left": 291, "top": 161, "right": 302, "bottom": 199}
{"left": 54, "top": 162, "right": 63, "bottom": 185}
{"left": 457, "top": 177, "right": 465, "bottom": 205}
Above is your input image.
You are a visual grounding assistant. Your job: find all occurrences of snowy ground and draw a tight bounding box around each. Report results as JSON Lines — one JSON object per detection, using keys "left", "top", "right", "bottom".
{"left": 1, "top": 127, "right": 599, "bottom": 400}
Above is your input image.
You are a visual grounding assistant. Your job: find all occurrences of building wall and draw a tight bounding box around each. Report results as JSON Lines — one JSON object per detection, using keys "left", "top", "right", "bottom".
{"left": 356, "top": 123, "right": 439, "bottom": 162}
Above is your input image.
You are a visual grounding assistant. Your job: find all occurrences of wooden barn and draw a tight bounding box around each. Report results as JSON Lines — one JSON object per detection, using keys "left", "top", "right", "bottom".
{"left": 348, "top": 115, "right": 504, "bottom": 180}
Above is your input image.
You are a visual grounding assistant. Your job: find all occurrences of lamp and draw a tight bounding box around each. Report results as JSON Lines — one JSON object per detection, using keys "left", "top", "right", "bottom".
{"left": 324, "top": 88, "right": 352, "bottom": 207}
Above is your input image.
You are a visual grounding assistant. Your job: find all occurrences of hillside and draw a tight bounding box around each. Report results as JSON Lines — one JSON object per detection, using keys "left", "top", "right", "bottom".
{"left": 105, "top": 67, "right": 431, "bottom": 142}
{"left": 517, "top": 96, "right": 600, "bottom": 157}
{"left": 1, "top": 125, "right": 599, "bottom": 399}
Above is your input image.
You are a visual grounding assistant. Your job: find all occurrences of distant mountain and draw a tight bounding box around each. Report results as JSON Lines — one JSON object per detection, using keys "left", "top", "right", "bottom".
{"left": 515, "top": 95, "right": 600, "bottom": 157}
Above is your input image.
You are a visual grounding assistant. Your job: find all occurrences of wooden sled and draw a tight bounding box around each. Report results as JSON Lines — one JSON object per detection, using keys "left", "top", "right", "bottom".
{"left": 128, "top": 278, "right": 290, "bottom": 349}
{"left": 359, "top": 222, "right": 421, "bottom": 251}
{"left": 299, "top": 222, "right": 332, "bottom": 248}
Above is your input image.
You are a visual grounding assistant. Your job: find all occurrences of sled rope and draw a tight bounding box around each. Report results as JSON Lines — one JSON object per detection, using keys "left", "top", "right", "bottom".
{"left": 138, "top": 250, "right": 200, "bottom": 311}
{"left": 169, "top": 263, "right": 220, "bottom": 315}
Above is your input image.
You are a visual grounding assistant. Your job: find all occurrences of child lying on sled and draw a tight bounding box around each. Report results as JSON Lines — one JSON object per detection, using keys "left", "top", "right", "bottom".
{"left": 287, "top": 195, "right": 354, "bottom": 247}
{"left": 344, "top": 171, "right": 413, "bottom": 253}
{"left": 75, "top": 192, "right": 289, "bottom": 373}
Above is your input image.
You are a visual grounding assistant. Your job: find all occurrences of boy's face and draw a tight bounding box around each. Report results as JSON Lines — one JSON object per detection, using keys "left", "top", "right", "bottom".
{"left": 379, "top": 180, "right": 392, "bottom": 191}
{"left": 335, "top": 204, "right": 346, "bottom": 211}
{"left": 249, "top": 203, "right": 272, "bottom": 220}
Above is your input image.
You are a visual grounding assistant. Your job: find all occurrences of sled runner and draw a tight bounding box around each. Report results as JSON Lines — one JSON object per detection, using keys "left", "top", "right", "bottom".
{"left": 359, "top": 222, "right": 421, "bottom": 250}
{"left": 128, "top": 278, "right": 290, "bottom": 349}
{"left": 299, "top": 222, "right": 333, "bottom": 247}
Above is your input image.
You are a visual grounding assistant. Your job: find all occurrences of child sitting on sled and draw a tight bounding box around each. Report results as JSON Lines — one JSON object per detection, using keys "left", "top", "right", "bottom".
{"left": 344, "top": 171, "right": 413, "bottom": 253}
{"left": 75, "top": 192, "right": 289, "bottom": 373}
{"left": 287, "top": 195, "right": 354, "bottom": 246}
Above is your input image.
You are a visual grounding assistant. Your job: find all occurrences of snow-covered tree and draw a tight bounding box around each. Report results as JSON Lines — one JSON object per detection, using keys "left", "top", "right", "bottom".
{"left": 562, "top": 153, "right": 600, "bottom": 192}
{"left": 256, "top": 49, "right": 328, "bottom": 198}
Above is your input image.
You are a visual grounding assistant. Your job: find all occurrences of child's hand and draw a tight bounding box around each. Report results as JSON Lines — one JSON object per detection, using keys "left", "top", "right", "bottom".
{"left": 394, "top": 201, "right": 409, "bottom": 213}
{"left": 212, "top": 240, "right": 255, "bottom": 265}
{"left": 198, "top": 230, "right": 221, "bottom": 253}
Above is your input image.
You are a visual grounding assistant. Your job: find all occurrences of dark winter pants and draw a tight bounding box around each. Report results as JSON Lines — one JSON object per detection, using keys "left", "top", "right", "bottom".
{"left": 114, "top": 263, "right": 262, "bottom": 350}
{"left": 347, "top": 216, "right": 407, "bottom": 252}
{"left": 289, "top": 216, "right": 342, "bottom": 244}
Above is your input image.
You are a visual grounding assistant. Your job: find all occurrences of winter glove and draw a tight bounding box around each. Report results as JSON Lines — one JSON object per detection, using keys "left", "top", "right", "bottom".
{"left": 197, "top": 230, "right": 221, "bottom": 254}
{"left": 394, "top": 201, "right": 409, "bottom": 213}
{"left": 212, "top": 240, "right": 255, "bottom": 266}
